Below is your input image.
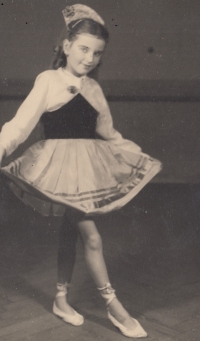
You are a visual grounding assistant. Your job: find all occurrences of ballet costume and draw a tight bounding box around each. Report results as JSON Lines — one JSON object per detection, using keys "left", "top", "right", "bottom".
{"left": 0, "top": 67, "right": 162, "bottom": 217}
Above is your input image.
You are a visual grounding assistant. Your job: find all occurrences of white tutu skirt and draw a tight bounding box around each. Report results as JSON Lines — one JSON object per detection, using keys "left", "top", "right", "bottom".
{"left": 1, "top": 139, "right": 162, "bottom": 216}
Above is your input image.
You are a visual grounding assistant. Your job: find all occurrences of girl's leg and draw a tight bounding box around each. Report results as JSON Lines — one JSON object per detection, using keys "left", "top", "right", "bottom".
{"left": 57, "top": 213, "right": 78, "bottom": 284}
{"left": 55, "top": 213, "right": 79, "bottom": 315}
{"left": 78, "top": 219, "right": 141, "bottom": 330}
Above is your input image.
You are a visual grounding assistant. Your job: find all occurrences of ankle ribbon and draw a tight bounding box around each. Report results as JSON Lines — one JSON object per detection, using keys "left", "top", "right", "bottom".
{"left": 97, "top": 282, "right": 116, "bottom": 305}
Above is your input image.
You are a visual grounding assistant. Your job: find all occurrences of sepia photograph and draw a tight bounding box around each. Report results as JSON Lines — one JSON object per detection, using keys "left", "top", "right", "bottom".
{"left": 0, "top": 0, "right": 200, "bottom": 340}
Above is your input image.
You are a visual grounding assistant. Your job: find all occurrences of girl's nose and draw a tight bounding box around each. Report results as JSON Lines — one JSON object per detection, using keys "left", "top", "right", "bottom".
{"left": 86, "top": 53, "right": 93, "bottom": 63}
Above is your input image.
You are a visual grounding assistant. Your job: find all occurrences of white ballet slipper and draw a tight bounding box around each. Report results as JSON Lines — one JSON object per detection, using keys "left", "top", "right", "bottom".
{"left": 108, "top": 311, "right": 147, "bottom": 338}
{"left": 53, "top": 285, "right": 84, "bottom": 326}
{"left": 53, "top": 301, "right": 84, "bottom": 326}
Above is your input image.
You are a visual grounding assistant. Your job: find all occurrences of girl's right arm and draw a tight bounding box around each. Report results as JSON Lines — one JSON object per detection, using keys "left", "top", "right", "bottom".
{"left": 0, "top": 72, "right": 49, "bottom": 165}
{"left": 0, "top": 145, "right": 6, "bottom": 167}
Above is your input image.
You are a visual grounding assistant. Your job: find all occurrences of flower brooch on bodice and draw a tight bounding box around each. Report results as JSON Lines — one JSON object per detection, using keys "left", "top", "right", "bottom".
{"left": 67, "top": 86, "right": 78, "bottom": 94}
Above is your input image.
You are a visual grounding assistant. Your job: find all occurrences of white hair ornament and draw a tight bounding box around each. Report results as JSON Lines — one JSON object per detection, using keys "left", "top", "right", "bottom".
{"left": 62, "top": 4, "right": 105, "bottom": 27}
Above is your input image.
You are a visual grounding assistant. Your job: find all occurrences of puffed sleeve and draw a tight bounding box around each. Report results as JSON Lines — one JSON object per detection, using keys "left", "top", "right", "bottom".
{"left": 93, "top": 82, "right": 142, "bottom": 157}
{"left": 0, "top": 72, "right": 49, "bottom": 157}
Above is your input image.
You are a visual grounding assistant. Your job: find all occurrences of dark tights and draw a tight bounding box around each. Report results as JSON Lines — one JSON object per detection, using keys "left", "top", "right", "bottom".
{"left": 57, "top": 213, "right": 79, "bottom": 284}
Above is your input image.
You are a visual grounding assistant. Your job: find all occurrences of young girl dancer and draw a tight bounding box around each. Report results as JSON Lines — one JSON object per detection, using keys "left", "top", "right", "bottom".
{"left": 0, "top": 4, "right": 161, "bottom": 338}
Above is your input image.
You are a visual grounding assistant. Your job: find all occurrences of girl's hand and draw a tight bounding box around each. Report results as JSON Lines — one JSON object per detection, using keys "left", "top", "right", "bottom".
{"left": 0, "top": 145, "right": 6, "bottom": 167}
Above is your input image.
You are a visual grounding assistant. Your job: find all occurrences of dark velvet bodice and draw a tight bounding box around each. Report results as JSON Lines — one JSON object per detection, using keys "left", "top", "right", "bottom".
{"left": 41, "top": 94, "right": 98, "bottom": 139}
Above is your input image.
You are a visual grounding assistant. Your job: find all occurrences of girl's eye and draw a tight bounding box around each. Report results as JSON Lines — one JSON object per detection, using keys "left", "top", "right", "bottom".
{"left": 81, "top": 47, "right": 88, "bottom": 53}
{"left": 95, "top": 52, "right": 102, "bottom": 57}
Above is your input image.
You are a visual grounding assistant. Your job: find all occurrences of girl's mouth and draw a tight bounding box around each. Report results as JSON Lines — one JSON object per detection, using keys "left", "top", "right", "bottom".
{"left": 83, "top": 64, "right": 92, "bottom": 68}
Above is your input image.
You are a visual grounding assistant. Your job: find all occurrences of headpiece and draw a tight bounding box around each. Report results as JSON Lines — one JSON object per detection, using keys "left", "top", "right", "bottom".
{"left": 62, "top": 4, "right": 105, "bottom": 28}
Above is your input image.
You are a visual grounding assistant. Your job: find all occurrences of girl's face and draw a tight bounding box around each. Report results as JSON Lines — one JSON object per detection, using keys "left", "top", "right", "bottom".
{"left": 63, "top": 34, "right": 106, "bottom": 77}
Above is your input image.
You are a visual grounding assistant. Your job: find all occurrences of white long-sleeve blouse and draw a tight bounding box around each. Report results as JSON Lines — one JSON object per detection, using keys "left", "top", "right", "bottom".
{"left": 0, "top": 67, "right": 141, "bottom": 158}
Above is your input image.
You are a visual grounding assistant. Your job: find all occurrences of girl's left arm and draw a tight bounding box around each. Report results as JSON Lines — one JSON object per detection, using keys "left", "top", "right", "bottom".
{"left": 94, "top": 82, "right": 142, "bottom": 155}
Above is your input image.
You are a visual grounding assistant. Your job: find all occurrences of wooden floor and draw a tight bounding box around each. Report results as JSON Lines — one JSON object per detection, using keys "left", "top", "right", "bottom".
{"left": 0, "top": 183, "right": 200, "bottom": 340}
